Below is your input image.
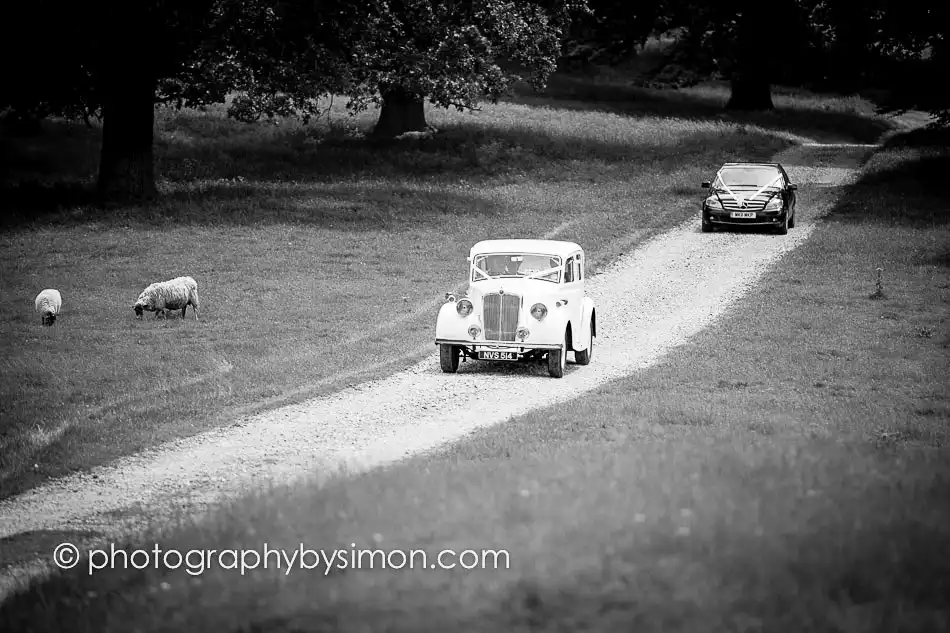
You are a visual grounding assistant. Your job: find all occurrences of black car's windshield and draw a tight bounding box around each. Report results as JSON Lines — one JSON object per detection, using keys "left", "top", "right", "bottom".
{"left": 472, "top": 253, "right": 561, "bottom": 283}
{"left": 716, "top": 166, "right": 783, "bottom": 188}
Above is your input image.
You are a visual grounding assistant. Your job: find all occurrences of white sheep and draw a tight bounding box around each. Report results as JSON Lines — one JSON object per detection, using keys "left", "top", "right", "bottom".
{"left": 133, "top": 276, "right": 200, "bottom": 320}
{"left": 34, "top": 289, "right": 62, "bottom": 326}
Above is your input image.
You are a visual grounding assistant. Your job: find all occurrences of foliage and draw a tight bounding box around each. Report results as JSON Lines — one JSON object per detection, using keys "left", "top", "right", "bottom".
{"left": 562, "top": 0, "right": 663, "bottom": 63}
{"left": 2, "top": 0, "right": 593, "bottom": 158}
{"left": 229, "top": 0, "right": 592, "bottom": 123}
{"left": 2, "top": 1, "right": 225, "bottom": 121}
{"left": 866, "top": 1, "right": 949, "bottom": 126}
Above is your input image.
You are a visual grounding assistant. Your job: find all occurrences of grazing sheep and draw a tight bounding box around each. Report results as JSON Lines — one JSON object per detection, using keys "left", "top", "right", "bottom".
{"left": 34, "top": 289, "right": 62, "bottom": 326}
{"left": 133, "top": 276, "right": 200, "bottom": 320}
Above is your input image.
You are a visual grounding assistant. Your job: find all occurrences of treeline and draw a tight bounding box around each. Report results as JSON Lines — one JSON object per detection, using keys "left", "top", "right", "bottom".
{"left": 569, "top": 0, "right": 946, "bottom": 115}
{"left": 0, "top": 0, "right": 944, "bottom": 201}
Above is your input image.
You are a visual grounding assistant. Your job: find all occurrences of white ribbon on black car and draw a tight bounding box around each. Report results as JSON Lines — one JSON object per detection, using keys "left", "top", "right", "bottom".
{"left": 714, "top": 171, "right": 783, "bottom": 207}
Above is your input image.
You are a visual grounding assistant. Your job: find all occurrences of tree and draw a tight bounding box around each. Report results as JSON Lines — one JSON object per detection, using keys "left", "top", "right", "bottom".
{"left": 284, "top": 0, "right": 591, "bottom": 138}
{"left": 866, "top": 0, "right": 949, "bottom": 126}
{"left": 2, "top": 0, "right": 370, "bottom": 201}
{"left": 3, "top": 0, "right": 590, "bottom": 200}
{"left": 566, "top": 0, "right": 787, "bottom": 110}
{"left": 3, "top": 1, "right": 232, "bottom": 200}
{"left": 561, "top": 0, "right": 665, "bottom": 64}
{"left": 722, "top": 2, "right": 775, "bottom": 111}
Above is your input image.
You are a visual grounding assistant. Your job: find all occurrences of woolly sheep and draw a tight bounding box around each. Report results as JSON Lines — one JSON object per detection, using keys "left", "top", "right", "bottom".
{"left": 34, "top": 289, "right": 62, "bottom": 326}
{"left": 133, "top": 276, "right": 200, "bottom": 320}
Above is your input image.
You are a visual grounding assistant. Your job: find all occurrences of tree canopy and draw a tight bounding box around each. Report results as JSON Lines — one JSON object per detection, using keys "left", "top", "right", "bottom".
{"left": 2, "top": 0, "right": 590, "bottom": 199}
{"left": 233, "top": 0, "right": 591, "bottom": 136}
{"left": 2, "top": 0, "right": 946, "bottom": 201}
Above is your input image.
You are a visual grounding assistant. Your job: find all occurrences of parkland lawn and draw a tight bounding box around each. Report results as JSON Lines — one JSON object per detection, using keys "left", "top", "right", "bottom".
{"left": 1, "top": 119, "right": 947, "bottom": 632}
{"left": 0, "top": 78, "right": 892, "bottom": 500}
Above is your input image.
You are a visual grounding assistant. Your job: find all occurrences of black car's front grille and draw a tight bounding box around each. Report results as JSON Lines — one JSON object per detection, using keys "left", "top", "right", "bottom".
{"left": 712, "top": 187, "right": 781, "bottom": 212}
{"left": 483, "top": 293, "right": 520, "bottom": 341}
{"left": 719, "top": 197, "right": 769, "bottom": 211}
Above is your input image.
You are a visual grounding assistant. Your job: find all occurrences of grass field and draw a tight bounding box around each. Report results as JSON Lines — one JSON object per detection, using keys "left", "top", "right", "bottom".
{"left": 0, "top": 77, "right": 891, "bottom": 501}
{"left": 1, "top": 123, "right": 947, "bottom": 631}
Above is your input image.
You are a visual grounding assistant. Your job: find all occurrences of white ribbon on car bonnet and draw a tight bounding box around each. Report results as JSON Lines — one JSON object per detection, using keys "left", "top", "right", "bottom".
{"left": 525, "top": 265, "right": 562, "bottom": 281}
{"left": 472, "top": 260, "right": 561, "bottom": 282}
{"left": 472, "top": 263, "right": 495, "bottom": 280}
{"left": 714, "top": 171, "right": 783, "bottom": 207}
{"left": 748, "top": 174, "right": 784, "bottom": 205}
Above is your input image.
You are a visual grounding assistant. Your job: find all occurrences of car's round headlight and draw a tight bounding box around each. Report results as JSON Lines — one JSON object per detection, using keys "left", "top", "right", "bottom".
{"left": 705, "top": 196, "right": 722, "bottom": 209}
{"left": 516, "top": 326, "right": 530, "bottom": 341}
{"left": 468, "top": 324, "right": 481, "bottom": 339}
{"left": 457, "top": 299, "right": 473, "bottom": 316}
{"left": 530, "top": 303, "right": 547, "bottom": 320}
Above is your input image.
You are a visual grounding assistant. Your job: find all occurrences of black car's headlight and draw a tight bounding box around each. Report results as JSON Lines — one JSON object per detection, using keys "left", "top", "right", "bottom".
{"left": 764, "top": 197, "right": 782, "bottom": 210}
{"left": 704, "top": 196, "right": 723, "bottom": 210}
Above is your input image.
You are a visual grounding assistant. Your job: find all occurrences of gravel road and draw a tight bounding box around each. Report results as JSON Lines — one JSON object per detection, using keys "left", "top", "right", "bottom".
{"left": 0, "top": 142, "right": 869, "bottom": 600}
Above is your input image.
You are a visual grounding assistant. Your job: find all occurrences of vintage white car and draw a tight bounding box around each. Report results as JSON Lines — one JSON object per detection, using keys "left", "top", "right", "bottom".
{"left": 434, "top": 239, "right": 596, "bottom": 378}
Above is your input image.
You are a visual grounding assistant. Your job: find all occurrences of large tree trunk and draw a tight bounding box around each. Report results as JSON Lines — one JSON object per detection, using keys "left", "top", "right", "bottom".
{"left": 97, "top": 75, "right": 157, "bottom": 202}
{"left": 371, "top": 87, "right": 428, "bottom": 138}
{"left": 726, "top": 77, "right": 774, "bottom": 111}
{"left": 725, "top": 4, "right": 774, "bottom": 111}
{"left": 828, "top": 5, "right": 872, "bottom": 91}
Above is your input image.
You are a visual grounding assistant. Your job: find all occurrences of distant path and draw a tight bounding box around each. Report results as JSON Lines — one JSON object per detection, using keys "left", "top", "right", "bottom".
{"left": 0, "top": 141, "right": 873, "bottom": 601}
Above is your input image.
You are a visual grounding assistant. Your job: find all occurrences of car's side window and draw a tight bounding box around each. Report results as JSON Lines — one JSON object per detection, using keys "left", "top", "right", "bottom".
{"left": 564, "top": 257, "right": 575, "bottom": 283}
{"left": 575, "top": 257, "right": 582, "bottom": 281}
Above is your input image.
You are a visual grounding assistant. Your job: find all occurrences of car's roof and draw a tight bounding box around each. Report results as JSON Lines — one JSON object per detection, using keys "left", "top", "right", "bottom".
{"left": 719, "top": 162, "right": 782, "bottom": 170}
{"left": 470, "top": 239, "right": 582, "bottom": 258}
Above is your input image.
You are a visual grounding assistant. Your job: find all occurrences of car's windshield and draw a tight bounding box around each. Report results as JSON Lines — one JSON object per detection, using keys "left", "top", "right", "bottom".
{"left": 716, "top": 166, "right": 783, "bottom": 188}
{"left": 472, "top": 253, "right": 561, "bottom": 283}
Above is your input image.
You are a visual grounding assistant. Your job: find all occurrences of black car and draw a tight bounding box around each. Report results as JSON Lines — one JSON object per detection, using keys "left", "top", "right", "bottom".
{"left": 701, "top": 162, "right": 798, "bottom": 234}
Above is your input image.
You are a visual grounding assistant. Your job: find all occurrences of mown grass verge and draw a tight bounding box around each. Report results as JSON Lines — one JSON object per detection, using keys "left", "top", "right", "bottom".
{"left": 2, "top": 128, "right": 946, "bottom": 629}
{"left": 0, "top": 81, "right": 890, "bottom": 500}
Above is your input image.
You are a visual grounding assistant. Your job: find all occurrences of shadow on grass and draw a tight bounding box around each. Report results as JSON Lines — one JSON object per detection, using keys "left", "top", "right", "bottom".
{"left": 826, "top": 129, "right": 950, "bottom": 228}
{"left": 507, "top": 75, "right": 894, "bottom": 144}
{"left": 0, "top": 179, "right": 508, "bottom": 231}
{"left": 497, "top": 469, "right": 950, "bottom": 630}
{"left": 0, "top": 528, "right": 105, "bottom": 568}
{"left": 0, "top": 115, "right": 789, "bottom": 229}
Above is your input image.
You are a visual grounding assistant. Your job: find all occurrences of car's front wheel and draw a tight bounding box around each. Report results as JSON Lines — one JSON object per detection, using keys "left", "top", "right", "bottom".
{"left": 775, "top": 212, "right": 789, "bottom": 235}
{"left": 548, "top": 333, "right": 567, "bottom": 378}
{"left": 701, "top": 213, "right": 713, "bottom": 233}
{"left": 788, "top": 209, "right": 796, "bottom": 228}
{"left": 574, "top": 322, "right": 593, "bottom": 366}
{"left": 439, "top": 344, "right": 460, "bottom": 373}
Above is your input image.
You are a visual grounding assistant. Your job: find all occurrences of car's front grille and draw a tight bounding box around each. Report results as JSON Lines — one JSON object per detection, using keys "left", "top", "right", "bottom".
{"left": 719, "top": 195, "right": 770, "bottom": 211}
{"left": 483, "top": 293, "right": 520, "bottom": 341}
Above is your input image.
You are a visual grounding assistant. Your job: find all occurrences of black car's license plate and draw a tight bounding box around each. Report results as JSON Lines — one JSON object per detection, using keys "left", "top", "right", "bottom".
{"left": 478, "top": 350, "right": 517, "bottom": 361}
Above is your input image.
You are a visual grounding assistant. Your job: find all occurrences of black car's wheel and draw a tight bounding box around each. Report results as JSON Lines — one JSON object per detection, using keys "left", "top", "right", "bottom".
{"left": 547, "top": 333, "right": 566, "bottom": 378}
{"left": 574, "top": 321, "right": 593, "bottom": 366}
{"left": 439, "top": 344, "right": 460, "bottom": 373}
{"left": 701, "top": 214, "right": 713, "bottom": 233}
{"left": 775, "top": 212, "right": 789, "bottom": 235}
{"left": 788, "top": 209, "right": 796, "bottom": 228}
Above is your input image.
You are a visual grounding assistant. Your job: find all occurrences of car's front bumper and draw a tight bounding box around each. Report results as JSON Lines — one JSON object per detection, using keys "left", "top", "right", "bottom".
{"left": 435, "top": 338, "right": 562, "bottom": 351}
{"left": 704, "top": 207, "right": 786, "bottom": 226}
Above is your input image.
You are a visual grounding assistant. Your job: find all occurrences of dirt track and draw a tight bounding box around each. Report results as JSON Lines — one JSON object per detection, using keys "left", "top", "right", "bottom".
{"left": 0, "top": 142, "right": 871, "bottom": 600}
